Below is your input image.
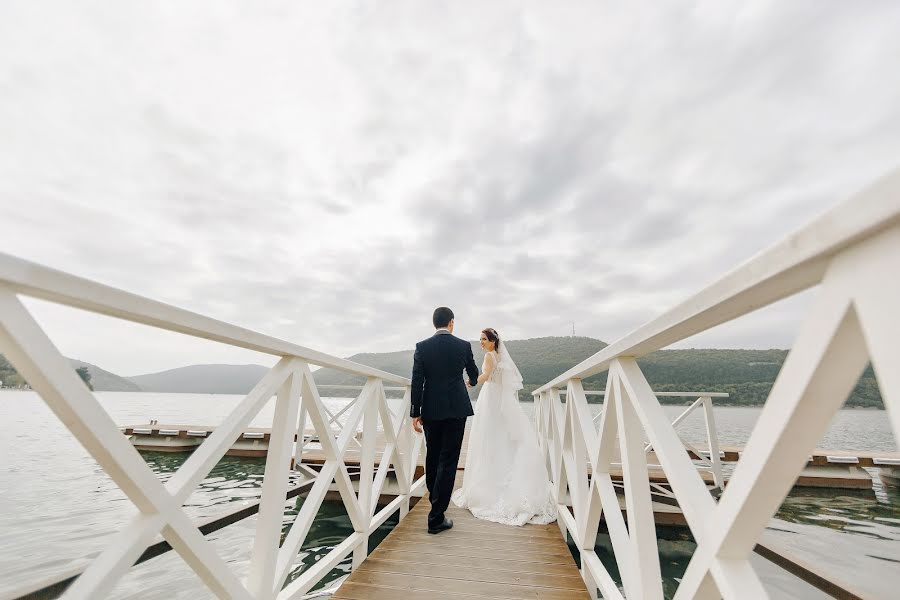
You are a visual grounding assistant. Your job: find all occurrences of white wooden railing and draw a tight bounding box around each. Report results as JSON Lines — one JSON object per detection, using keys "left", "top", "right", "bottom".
{"left": 550, "top": 390, "right": 728, "bottom": 493}
{"left": 0, "top": 254, "right": 423, "bottom": 600}
{"left": 532, "top": 168, "right": 900, "bottom": 600}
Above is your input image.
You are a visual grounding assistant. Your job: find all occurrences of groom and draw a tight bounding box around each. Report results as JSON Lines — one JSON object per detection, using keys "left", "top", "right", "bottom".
{"left": 410, "top": 306, "right": 479, "bottom": 534}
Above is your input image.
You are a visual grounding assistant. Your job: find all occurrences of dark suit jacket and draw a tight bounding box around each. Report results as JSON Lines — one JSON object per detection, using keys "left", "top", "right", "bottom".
{"left": 410, "top": 330, "right": 479, "bottom": 421}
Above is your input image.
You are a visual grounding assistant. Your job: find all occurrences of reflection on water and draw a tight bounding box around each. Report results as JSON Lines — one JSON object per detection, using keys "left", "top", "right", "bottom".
{"left": 281, "top": 498, "right": 399, "bottom": 591}
{"left": 573, "top": 527, "right": 697, "bottom": 600}
{"left": 609, "top": 531, "right": 696, "bottom": 599}
{"left": 776, "top": 483, "right": 900, "bottom": 544}
{"left": 579, "top": 483, "right": 900, "bottom": 599}
{"left": 143, "top": 451, "right": 280, "bottom": 521}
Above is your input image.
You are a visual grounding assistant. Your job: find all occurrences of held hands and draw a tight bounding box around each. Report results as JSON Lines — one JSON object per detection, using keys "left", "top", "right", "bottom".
{"left": 412, "top": 416, "right": 423, "bottom": 433}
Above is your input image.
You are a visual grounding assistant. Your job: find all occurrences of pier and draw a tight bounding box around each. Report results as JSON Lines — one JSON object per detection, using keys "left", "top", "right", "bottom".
{"left": 334, "top": 474, "right": 590, "bottom": 600}
{"left": 1, "top": 169, "right": 899, "bottom": 599}
{"left": 120, "top": 419, "right": 899, "bottom": 492}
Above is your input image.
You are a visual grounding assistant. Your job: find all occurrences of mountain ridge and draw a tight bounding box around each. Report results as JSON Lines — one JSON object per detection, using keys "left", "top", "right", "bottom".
{"left": 126, "top": 363, "right": 271, "bottom": 394}
{"left": 1, "top": 354, "right": 141, "bottom": 392}
{"left": 1, "top": 338, "right": 884, "bottom": 407}
{"left": 311, "top": 336, "right": 884, "bottom": 408}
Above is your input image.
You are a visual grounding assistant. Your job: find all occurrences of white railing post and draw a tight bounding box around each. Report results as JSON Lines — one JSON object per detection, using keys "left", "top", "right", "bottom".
{"left": 399, "top": 385, "right": 414, "bottom": 519}
{"left": 247, "top": 362, "right": 303, "bottom": 598}
{"left": 567, "top": 379, "right": 602, "bottom": 600}
{"left": 548, "top": 388, "right": 567, "bottom": 515}
{"left": 293, "top": 394, "right": 309, "bottom": 468}
{"left": 610, "top": 361, "right": 664, "bottom": 600}
{"left": 352, "top": 377, "right": 379, "bottom": 568}
{"left": 701, "top": 395, "right": 725, "bottom": 490}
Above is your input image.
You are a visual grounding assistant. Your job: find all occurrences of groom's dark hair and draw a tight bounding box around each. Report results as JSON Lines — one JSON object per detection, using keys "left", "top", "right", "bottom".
{"left": 433, "top": 306, "right": 454, "bottom": 328}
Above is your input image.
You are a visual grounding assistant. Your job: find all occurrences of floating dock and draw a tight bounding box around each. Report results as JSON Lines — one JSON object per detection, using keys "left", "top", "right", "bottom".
{"left": 121, "top": 422, "right": 899, "bottom": 492}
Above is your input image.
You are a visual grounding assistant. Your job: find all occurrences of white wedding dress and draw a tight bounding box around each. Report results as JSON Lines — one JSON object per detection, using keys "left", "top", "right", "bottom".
{"left": 451, "top": 342, "right": 557, "bottom": 526}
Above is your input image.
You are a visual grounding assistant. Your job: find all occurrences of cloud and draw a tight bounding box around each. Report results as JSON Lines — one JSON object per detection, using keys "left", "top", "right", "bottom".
{"left": 1, "top": 1, "right": 899, "bottom": 376}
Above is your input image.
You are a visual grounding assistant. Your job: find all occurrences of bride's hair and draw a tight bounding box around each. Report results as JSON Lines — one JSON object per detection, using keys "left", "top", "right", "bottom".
{"left": 481, "top": 328, "right": 500, "bottom": 352}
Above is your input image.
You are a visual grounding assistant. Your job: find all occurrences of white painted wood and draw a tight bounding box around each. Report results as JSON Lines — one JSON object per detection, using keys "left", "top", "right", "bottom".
{"left": 613, "top": 361, "right": 664, "bottom": 600}
{"left": 535, "top": 167, "right": 900, "bottom": 394}
{"left": 582, "top": 552, "right": 627, "bottom": 600}
{"left": 0, "top": 292, "right": 254, "bottom": 599}
{"left": 591, "top": 372, "right": 637, "bottom": 595}
{"left": 159, "top": 509, "right": 255, "bottom": 600}
{"left": 0, "top": 291, "right": 182, "bottom": 514}
{"left": 248, "top": 365, "right": 303, "bottom": 598}
{"left": 559, "top": 390, "right": 730, "bottom": 398}
{"left": 549, "top": 388, "right": 568, "bottom": 510}
{"left": 674, "top": 284, "right": 869, "bottom": 599}
{"left": 1, "top": 259, "right": 440, "bottom": 598}
{"left": 845, "top": 226, "right": 900, "bottom": 447}
{"left": 293, "top": 396, "right": 309, "bottom": 465}
{"left": 568, "top": 380, "right": 602, "bottom": 553}
{"left": 326, "top": 394, "right": 359, "bottom": 425}
{"left": 561, "top": 395, "right": 584, "bottom": 519}
{"left": 701, "top": 396, "right": 725, "bottom": 489}
{"left": 352, "top": 378, "right": 379, "bottom": 568}
{"left": 615, "top": 359, "right": 716, "bottom": 532}
{"left": 369, "top": 492, "right": 408, "bottom": 533}
{"left": 273, "top": 459, "right": 341, "bottom": 591}
{"left": 711, "top": 557, "right": 769, "bottom": 600}
{"left": 0, "top": 253, "right": 410, "bottom": 385}
{"left": 717, "top": 297, "right": 867, "bottom": 556}
{"left": 278, "top": 534, "right": 363, "bottom": 600}
{"left": 4, "top": 168, "right": 898, "bottom": 599}
{"left": 566, "top": 381, "right": 591, "bottom": 528}
{"left": 168, "top": 359, "right": 294, "bottom": 502}
{"left": 62, "top": 512, "right": 167, "bottom": 600}
{"left": 296, "top": 364, "right": 365, "bottom": 531}
{"left": 273, "top": 379, "right": 369, "bottom": 592}
{"left": 568, "top": 379, "right": 600, "bottom": 467}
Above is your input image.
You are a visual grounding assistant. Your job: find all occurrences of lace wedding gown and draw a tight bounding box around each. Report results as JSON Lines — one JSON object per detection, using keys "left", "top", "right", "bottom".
{"left": 451, "top": 344, "right": 556, "bottom": 526}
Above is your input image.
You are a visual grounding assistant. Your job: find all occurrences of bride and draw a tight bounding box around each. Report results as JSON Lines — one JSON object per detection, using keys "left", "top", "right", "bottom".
{"left": 451, "top": 328, "right": 556, "bottom": 526}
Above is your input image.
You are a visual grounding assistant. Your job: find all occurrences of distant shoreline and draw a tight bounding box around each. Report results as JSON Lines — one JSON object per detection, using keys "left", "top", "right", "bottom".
{"left": 0, "top": 388, "right": 888, "bottom": 410}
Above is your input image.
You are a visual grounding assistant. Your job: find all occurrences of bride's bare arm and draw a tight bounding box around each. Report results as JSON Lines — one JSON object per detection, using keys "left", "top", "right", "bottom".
{"left": 476, "top": 352, "right": 495, "bottom": 384}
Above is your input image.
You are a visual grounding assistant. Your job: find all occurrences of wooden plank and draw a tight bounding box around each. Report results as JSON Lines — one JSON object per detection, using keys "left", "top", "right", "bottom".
{"left": 374, "top": 536, "right": 577, "bottom": 565}
{"left": 382, "top": 530, "right": 573, "bottom": 555}
{"left": 333, "top": 581, "right": 500, "bottom": 600}
{"left": 391, "top": 517, "right": 562, "bottom": 543}
{"left": 340, "top": 570, "right": 591, "bottom": 600}
{"left": 443, "top": 507, "right": 561, "bottom": 532}
{"left": 399, "top": 505, "right": 562, "bottom": 538}
{"left": 367, "top": 548, "right": 582, "bottom": 577}
{"left": 391, "top": 529, "right": 571, "bottom": 556}
{"left": 357, "top": 557, "right": 587, "bottom": 590}
{"left": 337, "top": 471, "right": 589, "bottom": 599}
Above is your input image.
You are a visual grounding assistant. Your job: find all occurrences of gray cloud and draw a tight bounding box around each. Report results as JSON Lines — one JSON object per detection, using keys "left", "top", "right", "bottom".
{"left": 1, "top": 1, "right": 899, "bottom": 375}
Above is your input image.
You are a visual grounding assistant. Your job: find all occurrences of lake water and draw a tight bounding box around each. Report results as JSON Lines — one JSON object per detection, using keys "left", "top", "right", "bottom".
{"left": 0, "top": 391, "right": 897, "bottom": 599}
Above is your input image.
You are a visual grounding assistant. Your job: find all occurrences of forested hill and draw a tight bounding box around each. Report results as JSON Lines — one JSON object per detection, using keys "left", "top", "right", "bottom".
{"left": 312, "top": 336, "right": 884, "bottom": 408}
{"left": 1, "top": 354, "right": 141, "bottom": 392}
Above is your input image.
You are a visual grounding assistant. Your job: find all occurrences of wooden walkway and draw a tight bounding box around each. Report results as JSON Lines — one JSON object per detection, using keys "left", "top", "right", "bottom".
{"left": 333, "top": 475, "right": 590, "bottom": 600}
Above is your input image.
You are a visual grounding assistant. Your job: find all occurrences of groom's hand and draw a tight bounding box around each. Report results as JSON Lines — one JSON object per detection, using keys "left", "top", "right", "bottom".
{"left": 412, "top": 416, "right": 423, "bottom": 433}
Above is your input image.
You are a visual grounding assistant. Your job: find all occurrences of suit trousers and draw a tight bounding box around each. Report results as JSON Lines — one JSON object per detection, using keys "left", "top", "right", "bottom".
{"left": 422, "top": 417, "right": 466, "bottom": 528}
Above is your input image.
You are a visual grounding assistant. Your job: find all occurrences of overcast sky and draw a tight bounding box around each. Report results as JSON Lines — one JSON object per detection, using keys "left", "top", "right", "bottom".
{"left": 2, "top": 2, "right": 899, "bottom": 376}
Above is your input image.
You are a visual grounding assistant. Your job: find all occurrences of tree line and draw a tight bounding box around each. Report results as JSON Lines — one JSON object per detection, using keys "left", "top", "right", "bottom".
{"left": 313, "top": 337, "right": 884, "bottom": 408}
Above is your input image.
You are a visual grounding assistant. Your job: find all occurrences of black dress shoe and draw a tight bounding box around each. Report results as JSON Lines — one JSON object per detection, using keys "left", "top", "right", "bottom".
{"left": 427, "top": 518, "right": 453, "bottom": 534}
